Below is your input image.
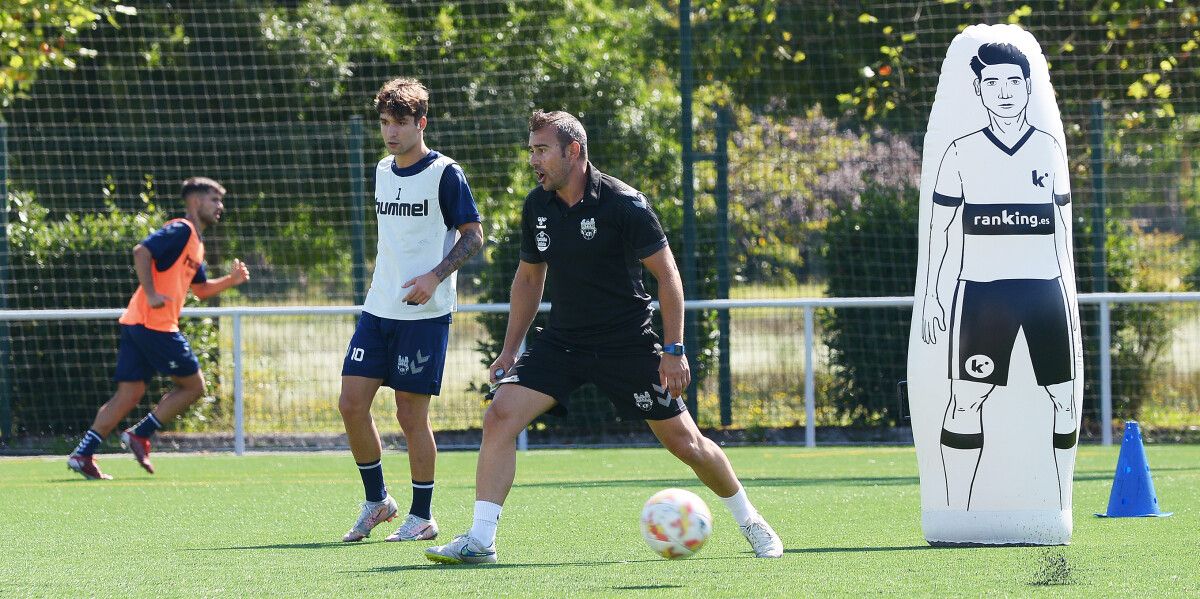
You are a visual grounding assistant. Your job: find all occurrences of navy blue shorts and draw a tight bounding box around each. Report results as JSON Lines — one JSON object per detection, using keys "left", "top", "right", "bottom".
{"left": 341, "top": 311, "right": 450, "bottom": 395}
{"left": 950, "top": 278, "right": 1073, "bottom": 386}
{"left": 113, "top": 324, "right": 201, "bottom": 382}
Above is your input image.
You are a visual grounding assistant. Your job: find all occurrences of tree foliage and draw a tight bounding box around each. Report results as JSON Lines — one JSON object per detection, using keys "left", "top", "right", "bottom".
{"left": 0, "top": 0, "right": 134, "bottom": 111}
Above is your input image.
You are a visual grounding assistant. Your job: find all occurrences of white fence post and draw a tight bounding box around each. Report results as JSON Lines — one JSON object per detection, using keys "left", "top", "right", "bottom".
{"left": 804, "top": 305, "right": 816, "bottom": 448}
{"left": 233, "top": 313, "right": 245, "bottom": 456}
{"left": 1099, "top": 300, "right": 1113, "bottom": 447}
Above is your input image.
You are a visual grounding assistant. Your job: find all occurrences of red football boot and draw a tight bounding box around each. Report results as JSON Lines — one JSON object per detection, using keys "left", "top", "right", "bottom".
{"left": 67, "top": 454, "right": 113, "bottom": 480}
{"left": 120, "top": 431, "right": 155, "bottom": 474}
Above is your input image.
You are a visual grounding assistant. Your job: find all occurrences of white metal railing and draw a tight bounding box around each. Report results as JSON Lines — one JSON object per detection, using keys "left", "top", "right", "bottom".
{"left": 3, "top": 291, "right": 1199, "bottom": 452}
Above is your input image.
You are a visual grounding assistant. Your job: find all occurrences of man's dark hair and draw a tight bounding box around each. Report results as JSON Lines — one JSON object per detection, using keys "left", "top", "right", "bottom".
{"left": 529, "top": 110, "right": 588, "bottom": 161}
{"left": 374, "top": 77, "right": 429, "bottom": 121}
{"left": 181, "top": 176, "right": 225, "bottom": 200}
{"left": 969, "top": 42, "right": 1030, "bottom": 79}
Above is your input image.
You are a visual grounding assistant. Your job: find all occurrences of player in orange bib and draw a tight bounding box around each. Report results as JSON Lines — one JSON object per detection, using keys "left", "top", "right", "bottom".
{"left": 67, "top": 177, "right": 250, "bottom": 479}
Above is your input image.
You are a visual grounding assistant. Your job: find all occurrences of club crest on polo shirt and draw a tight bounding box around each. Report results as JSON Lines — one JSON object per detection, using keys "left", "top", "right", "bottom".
{"left": 536, "top": 230, "right": 550, "bottom": 252}
{"left": 580, "top": 218, "right": 597, "bottom": 240}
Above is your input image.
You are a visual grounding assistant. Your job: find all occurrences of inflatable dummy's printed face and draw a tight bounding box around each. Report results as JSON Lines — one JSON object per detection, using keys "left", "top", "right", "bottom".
{"left": 969, "top": 43, "right": 1033, "bottom": 119}
{"left": 974, "top": 64, "right": 1030, "bottom": 118}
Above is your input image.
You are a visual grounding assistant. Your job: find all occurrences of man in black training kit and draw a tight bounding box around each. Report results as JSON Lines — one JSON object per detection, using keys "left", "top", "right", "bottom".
{"left": 425, "top": 110, "right": 783, "bottom": 564}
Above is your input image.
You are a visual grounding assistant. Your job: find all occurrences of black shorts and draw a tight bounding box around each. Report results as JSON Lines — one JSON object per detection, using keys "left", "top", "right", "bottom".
{"left": 496, "top": 338, "right": 687, "bottom": 421}
{"left": 949, "top": 278, "right": 1073, "bottom": 386}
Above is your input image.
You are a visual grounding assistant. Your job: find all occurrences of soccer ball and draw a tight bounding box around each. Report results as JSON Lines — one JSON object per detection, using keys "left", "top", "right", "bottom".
{"left": 639, "top": 488, "right": 713, "bottom": 559}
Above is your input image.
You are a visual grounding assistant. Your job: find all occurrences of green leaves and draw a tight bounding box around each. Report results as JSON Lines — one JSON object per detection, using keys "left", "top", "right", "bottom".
{"left": 0, "top": 0, "right": 132, "bottom": 110}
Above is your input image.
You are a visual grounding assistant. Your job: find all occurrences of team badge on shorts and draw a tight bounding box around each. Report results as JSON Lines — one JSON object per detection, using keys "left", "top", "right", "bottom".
{"left": 580, "top": 218, "right": 597, "bottom": 240}
{"left": 397, "top": 350, "right": 430, "bottom": 376}
{"left": 633, "top": 391, "right": 654, "bottom": 411}
{"left": 536, "top": 230, "right": 550, "bottom": 252}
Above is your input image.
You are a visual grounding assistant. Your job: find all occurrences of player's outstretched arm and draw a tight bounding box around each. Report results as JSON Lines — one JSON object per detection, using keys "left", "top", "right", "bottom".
{"left": 488, "top": 259, "right": 547, "bottom": 383}
{"left": 191, "top": 259, "right": 250, "bottom": 300}
{"left": 402, "top": 222, "right": 484, "bottom": 305}
{"left": 642, "top": 245, "right": 690, "bottom": 398}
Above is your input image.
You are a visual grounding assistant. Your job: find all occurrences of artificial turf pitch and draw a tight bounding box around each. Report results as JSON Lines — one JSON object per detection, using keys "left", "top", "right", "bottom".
{"left": 1, "top": 445, "right": 1196, "bottom": 597}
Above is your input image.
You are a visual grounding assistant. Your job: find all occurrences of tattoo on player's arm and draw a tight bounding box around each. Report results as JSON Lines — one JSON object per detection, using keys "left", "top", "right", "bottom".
{"left": 433, "top": 227, "right": 484, "bottom": 281}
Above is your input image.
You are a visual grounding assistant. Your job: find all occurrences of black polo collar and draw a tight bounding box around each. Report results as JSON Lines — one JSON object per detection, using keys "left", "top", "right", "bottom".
{"left": 582, "top": 162, "right": 602, "bottom": 205}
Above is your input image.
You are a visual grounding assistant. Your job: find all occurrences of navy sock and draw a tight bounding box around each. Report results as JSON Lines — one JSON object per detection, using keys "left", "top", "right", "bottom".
{"left": 131, "top": 413, "right": 162, "bottom": 438}
{"left": 357, "top": 460, "right": 387, "bottom": 502}
{"left": 410, "top": 480, "right": 434, "bottom": 520}
{"left": 73, "top": 429, "right": 104, "bottom": 457}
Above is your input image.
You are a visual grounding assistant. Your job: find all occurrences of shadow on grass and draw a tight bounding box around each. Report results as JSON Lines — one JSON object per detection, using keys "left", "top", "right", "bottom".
{"left": 1074, "top": 465, "right": 1199, "bottom": 482}
{"left": 517, "top": 475, "right": 919, "bottom": 490}
{"left": 186, "top": 542, "right": 362, "bottom": 551}
{"left": 512, "top": 465, "right": 1194, "bottom": 492}
{"left": 354, "top": 555, "right": 743, "bottom": 573}
{"left": 785, "top": 545, "right": 947, "bottom": 555}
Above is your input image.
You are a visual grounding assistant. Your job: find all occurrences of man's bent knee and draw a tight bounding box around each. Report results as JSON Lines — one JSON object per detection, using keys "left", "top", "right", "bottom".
{"left": 174, "top": 373, "right": 206, "bottom": 398}
{"left": 482, "top": 385, "right": 552, "bottom": 439}
{"left": 482, "top": 400, "right": 521, "bottom": 435}
{"left": 338, "top": 391, "right": 372, "bottom": 419}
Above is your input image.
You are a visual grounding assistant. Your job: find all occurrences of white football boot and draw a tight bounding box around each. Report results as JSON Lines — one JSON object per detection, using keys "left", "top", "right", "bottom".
{"left": 424, "top": 534, "right": 497, "bottom": 564}
{"left": 740, "top": 515, "right": 784, "bottom": 558}
{"left": 385, "top": 514, "right": 439, "bottom": 542}
{"left": 341, "top": 495, "right": 398, "bottom": 542}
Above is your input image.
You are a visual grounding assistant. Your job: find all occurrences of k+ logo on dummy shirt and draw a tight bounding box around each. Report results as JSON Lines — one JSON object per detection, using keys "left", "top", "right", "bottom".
{"left": 1031, "top": 170, "right": 1048, "bottom": 188}
{"left": 965, "top": 354, "right": 995, "bottom": 379}
{"left": 536, "top": 230, "right": 550, "bottom": 252}
{"left": 580, "top": 218, "right": 597, "bottom": 240}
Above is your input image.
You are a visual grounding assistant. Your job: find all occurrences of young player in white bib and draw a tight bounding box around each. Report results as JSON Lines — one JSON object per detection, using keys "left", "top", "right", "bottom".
{"left": 338, "top": 78, "right": 484, "bottom": 542}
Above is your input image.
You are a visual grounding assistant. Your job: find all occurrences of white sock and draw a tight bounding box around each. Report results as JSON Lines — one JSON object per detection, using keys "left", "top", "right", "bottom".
{"left": 468, "top": 500, "right": 503, "bottom": 547}
{"left": 720, "top": 486, "right": 758, "bottom": 526}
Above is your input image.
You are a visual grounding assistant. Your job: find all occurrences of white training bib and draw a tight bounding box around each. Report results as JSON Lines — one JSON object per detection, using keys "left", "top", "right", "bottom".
{"left": 363, "top": 155, "right": 460, "bottom": 320}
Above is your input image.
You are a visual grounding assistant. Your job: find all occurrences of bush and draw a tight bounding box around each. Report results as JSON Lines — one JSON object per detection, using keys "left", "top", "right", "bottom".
{"left": 821, "top": 185, "right": 919, "bottom": 425}
{"left": 712, "top": 104, "right": 920, "bottom": 284}
{"left": 1091, "top": 218, "right": 1198, "bottom": 421}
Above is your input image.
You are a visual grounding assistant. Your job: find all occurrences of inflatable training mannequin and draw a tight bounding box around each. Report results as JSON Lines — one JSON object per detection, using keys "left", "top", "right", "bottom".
{"left": 907, "top": 24, "right": 1084, "bottom": 545}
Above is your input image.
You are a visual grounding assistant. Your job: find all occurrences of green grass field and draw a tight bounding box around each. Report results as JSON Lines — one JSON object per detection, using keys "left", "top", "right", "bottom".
{"left": 3, "top": 446, "right": 1197, "bottom": 597}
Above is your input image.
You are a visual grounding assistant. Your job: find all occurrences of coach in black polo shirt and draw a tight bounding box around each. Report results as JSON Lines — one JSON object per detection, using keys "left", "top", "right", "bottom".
{"left": 424, "top": 110, "right": 783, "bottom": 565}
